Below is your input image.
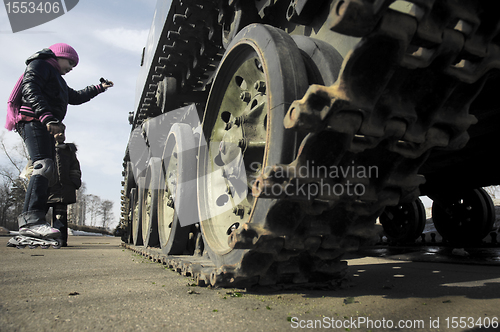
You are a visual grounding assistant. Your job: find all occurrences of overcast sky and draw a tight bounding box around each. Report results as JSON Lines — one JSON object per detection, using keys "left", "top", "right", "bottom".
{"left": 0, "top": 0, "right": 161, "bottom": 228}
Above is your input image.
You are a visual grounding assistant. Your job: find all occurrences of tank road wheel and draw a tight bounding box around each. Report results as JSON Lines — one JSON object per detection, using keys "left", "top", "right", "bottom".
{"left": 291, "top": 35, "right": 343, "bottom": 87}
{"left": 220, "top": 0, "right": 259, "bottom": 48}
{"left": 158, "top": 124, "right": 197, "bottom": 255}
{"left": 127, "top": 188, "right": 137, "bottom": 244}
{"left": 120, "top": 162, "right": 136, "bottom": 243}
{"left": 477, "top": 188, "right": 496, "bottom": 237}
{"left": 380, "top": 198, "right": 426, "bottom": 243}
{"left": 198, "top": 24, "right": 309, "bottom": 287}
{"left": 432, "top": 189, "right": 493, "bottom": 245}
{"left": 141, "top": 159, "right": 160, "bottom": 248}
{"left": 131, "top": 181, "right": 144, "bottom": 246}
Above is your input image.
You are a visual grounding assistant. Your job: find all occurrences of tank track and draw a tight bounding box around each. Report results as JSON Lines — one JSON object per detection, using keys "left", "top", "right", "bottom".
{"left": 121, "top": 0, "right": 500, "bottom": 288}
{"left": 122, "top": 236, "right": 350, "bottom": 289}
{"left": 138, "top": 0, "right": 223, "bottom": 123}
{"left": 120, "top": 0, "right": 223, "bottom": 234}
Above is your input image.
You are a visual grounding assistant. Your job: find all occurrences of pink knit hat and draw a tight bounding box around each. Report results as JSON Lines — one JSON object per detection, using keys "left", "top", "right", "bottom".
{"left": 49, "top": 43, "right": 79, "bottom": 66}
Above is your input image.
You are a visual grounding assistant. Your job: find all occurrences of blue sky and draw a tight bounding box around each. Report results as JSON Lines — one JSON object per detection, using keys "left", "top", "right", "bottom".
{"left": 0, "top": 0, "right": 161, "bottom": 228}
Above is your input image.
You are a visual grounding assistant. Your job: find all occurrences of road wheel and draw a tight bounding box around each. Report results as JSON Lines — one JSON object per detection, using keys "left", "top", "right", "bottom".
{"left": 380, "top": 198, "right": 426, "bottom": 243}
{"left": 291, "top": 35, "right": 343, "bottom": 87}
{"left": 141, "top": 159, "right": 160, "bottom": 247}
{"left": 158, "top": 124, "right": 197, "bottom": 255}
{"left": 197, "top": 23, "right": 309, "bottom": 285}
{"left": 476, "top": 188, "right": 496, "bottom": 238}
{"left": 432, "top": 188, "right": 492, "bottom": 245}
{"left": 131, "top": 181, "right": 144, "bottom": 246}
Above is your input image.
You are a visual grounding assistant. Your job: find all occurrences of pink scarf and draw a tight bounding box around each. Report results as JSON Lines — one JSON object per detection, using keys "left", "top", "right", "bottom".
{"left": 5, "top": 58, "right": 61, "bottom": 131}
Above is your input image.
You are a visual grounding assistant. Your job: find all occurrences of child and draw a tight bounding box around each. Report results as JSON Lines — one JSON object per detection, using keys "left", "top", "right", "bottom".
{"left": 5, "top": 43, "right": 112, "bottom": 242}
{"left": 47, "top": 131, "right": 82, "bottom": 247}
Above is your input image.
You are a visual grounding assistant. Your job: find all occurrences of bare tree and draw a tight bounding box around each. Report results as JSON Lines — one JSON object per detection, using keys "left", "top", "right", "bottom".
{"left": 68, "top": 182, "right": 87, "bottom": 225}
{"left": 0, "top": 180, "right": 13, "bottom": 229}
{"left": 86, "top": 194, "right": 102, "bottom": 226}
{"left": 0, "top": 133, "right": 29, "bottom": 229}
{"left": 0, "top": 133, "right": 29, "bottom": 190}
{"left": 100, "top": 200, "right": 114, "bottom": 229}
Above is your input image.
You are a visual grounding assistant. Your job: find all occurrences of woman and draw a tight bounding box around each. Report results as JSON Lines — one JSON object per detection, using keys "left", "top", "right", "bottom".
{"left": 7, "top": 43, "right": 113, "bottom": 241}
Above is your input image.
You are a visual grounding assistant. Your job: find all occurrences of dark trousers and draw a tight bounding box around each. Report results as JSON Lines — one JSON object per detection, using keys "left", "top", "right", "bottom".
{"left": 16, "top": 121, "right": 55, "bottom": 225}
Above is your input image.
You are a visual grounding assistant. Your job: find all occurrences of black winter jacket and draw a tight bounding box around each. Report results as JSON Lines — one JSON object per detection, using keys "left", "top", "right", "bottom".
{"left": 20, "top": 49, "right": 105, "bottom": 125}
{"left": 48, "top": 142, "right": 82, "bottom": 205}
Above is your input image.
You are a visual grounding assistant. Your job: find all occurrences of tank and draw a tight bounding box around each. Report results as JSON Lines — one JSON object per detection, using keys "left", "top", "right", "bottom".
{"left": 118, "top": 0, "right": 500, "bottom": 287}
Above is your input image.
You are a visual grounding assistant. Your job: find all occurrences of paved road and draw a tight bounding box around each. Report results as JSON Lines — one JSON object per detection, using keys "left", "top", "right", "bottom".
{"left": 1, "top": 235, "right": 499, "bottom": 331}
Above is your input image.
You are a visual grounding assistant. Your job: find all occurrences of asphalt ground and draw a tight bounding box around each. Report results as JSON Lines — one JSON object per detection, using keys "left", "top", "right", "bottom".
{"left": 1, "top": 235, "right": 499, "bottom": 332}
